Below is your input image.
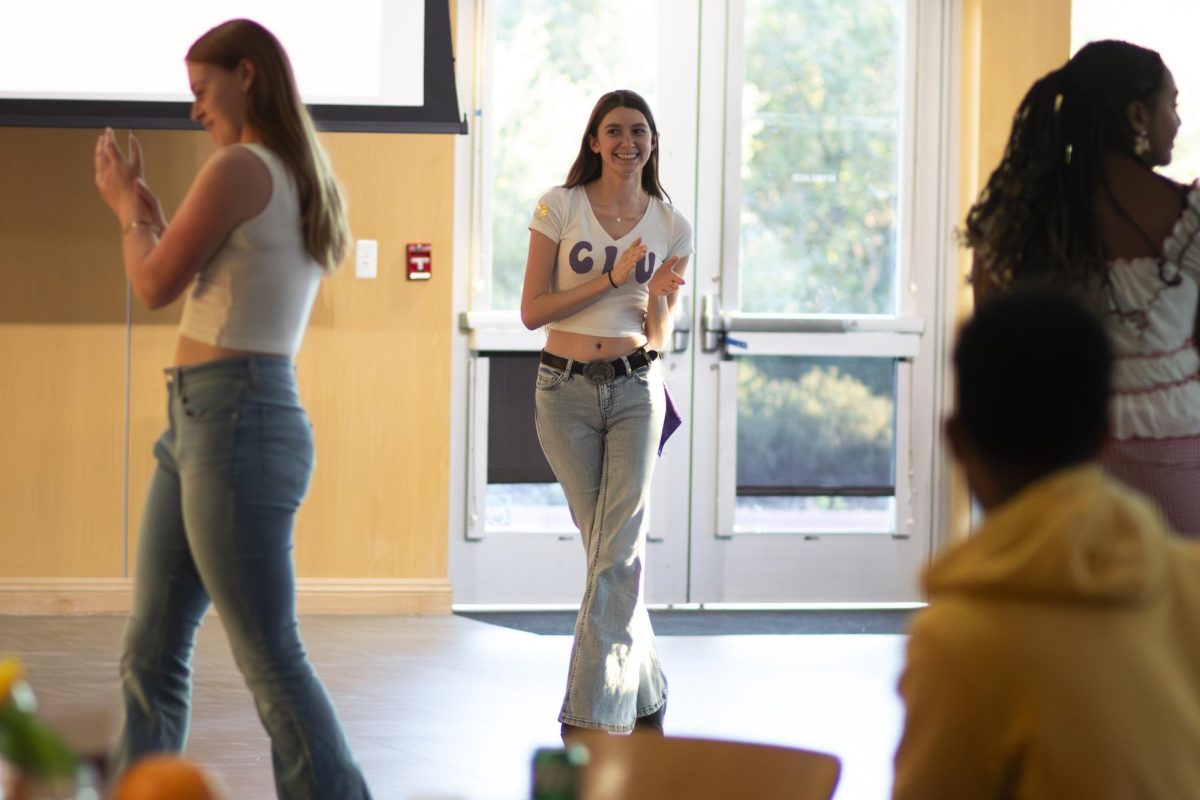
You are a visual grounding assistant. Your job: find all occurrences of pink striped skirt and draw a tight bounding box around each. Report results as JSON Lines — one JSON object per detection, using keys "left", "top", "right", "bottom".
{"left": 1100, "top": 435, "right": 1200, "bottom": 537}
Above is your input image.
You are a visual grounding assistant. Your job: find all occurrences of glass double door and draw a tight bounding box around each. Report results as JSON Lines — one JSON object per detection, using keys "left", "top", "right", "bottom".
{"left": 453, "top": 0, "right": 956, "bottom": 606}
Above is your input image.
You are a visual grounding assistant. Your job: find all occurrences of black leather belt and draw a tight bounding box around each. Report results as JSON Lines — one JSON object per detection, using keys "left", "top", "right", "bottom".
{"left": 540, "top": 348, "right": 659, "bottom": 384}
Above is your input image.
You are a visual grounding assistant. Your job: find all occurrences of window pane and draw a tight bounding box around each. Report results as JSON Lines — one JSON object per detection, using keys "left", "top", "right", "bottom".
{"left": 1071, "top": 0, "right": 1200, "bottom": 183}
{"left": 486, "top": 354, "right": 555, "bottom": 484}
{"left": 489, "top": 1, "right": 660, "bottom": 310}
{"left": 485, "top": 482, "right": 574, "bottom": 534}
{"left": 736, "top": 356, "right": 896, "bottom": 532}
{"left": 738, "top": 0, "right": 903, "bottom": 314}
{"left": 735, "top": 496, "right": 895, "bottom": 534}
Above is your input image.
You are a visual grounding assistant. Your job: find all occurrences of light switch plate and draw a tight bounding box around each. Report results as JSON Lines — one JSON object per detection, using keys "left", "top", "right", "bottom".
{"left": 355, "top": 239, "right": 378, "bottom": 279}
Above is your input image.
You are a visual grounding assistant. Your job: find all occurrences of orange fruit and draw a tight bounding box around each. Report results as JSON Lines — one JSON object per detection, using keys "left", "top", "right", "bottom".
{"left": 113, "top": 755, "right": 221, "bottom": 800}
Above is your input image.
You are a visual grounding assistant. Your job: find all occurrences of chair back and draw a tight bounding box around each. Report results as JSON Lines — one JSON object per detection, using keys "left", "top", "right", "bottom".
{"left": 576, "top": 734, "right": 841, "bottom": 800}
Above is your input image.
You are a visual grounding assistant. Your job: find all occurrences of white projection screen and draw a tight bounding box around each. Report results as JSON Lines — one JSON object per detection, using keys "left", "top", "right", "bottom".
{"left": 0, "top": 0, "right": 464, "bottom": 133}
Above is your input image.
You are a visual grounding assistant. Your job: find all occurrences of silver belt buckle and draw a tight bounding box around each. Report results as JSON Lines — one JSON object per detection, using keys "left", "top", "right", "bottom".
{"left": 582, "top": 359, "right": 616, "bottom": 384}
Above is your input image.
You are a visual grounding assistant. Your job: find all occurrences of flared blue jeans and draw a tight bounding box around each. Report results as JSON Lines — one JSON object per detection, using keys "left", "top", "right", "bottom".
{"left": 112, "top": 356, "right": 370, "bottom": 799}
{"left": 534, "top": 353, "right": 668, "bottom": 732}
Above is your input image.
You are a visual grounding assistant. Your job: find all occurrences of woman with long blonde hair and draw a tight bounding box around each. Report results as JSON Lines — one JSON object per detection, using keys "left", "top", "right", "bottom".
{"left": 94, "top": 19, "right": 371, "bottom": 797}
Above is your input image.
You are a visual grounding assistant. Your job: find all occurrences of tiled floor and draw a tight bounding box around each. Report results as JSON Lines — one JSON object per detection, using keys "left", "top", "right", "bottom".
{"left": 0, "top": 615, "right": 906, "bottom": 799}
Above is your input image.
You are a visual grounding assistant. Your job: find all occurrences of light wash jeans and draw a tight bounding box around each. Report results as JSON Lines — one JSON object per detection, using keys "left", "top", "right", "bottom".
{"left": 534, "top": 351, "right": 668, "bottom": 732}
{"left": 113, "top": 356, "right": 371, "bottom": 800}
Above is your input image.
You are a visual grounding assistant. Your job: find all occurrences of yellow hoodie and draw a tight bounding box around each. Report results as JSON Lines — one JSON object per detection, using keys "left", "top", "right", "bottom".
{"left": 893, "top": 465, "right": 1200, "bottom": 799}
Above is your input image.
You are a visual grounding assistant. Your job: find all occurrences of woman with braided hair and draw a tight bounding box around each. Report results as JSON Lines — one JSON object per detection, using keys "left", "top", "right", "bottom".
{"left": 965, "top": 39, "right": 1200, "bottom": 534}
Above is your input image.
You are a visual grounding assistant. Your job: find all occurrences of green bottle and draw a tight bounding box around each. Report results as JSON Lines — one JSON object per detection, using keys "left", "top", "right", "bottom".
{"left": 0, "top": 658, "right": 97, "bottom": 799}
{"left": 530, "top": 744, "right": 589, "bottom": 800}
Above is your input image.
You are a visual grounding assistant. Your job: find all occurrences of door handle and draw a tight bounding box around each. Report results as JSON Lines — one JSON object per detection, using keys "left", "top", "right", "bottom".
{"left": 671, "top": 295, "right": 692, "bottom": 353}
{"left": 701, "top": 293, "right": 725, "bottom": 353}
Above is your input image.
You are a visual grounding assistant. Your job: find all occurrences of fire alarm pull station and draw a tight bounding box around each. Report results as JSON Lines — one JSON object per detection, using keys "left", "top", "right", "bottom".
{"left": 407, "top": 243, "right": 432, "bottom": 281}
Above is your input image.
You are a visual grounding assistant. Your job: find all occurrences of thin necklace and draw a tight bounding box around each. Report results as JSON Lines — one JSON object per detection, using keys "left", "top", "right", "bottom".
{"left": 616, "top": 191, "right": 644, "bottom": 223}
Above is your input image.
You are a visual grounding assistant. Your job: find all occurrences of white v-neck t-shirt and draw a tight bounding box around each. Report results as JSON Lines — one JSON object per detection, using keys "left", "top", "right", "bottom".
{"left": 529, "top": 184, "right": 693, "bottom": 338}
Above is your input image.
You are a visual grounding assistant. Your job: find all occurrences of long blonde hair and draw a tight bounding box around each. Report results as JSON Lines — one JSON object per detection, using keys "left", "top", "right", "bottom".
{"left": 187, "top": 19, "right": 349, "bottom": 271}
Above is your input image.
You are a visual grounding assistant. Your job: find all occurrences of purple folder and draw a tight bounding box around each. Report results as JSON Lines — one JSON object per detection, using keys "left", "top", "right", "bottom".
{"left": 659, "top": 382, "right": 683, "bottom": 456}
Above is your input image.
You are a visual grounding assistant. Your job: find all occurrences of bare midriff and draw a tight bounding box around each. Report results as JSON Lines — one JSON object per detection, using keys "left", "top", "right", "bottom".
{"left": 172, "top": 334, "right": 282, "bottom": 368}
{"left": 543, "top": 329, "right": 648, "bottom": 362}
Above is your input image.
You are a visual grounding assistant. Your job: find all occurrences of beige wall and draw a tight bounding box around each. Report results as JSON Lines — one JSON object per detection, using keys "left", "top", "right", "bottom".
{"left": 948, "top": 0, "right": 1072, "bottom": 541}
{"left": 0, "top": 127, "right": 454, "bottom": 614}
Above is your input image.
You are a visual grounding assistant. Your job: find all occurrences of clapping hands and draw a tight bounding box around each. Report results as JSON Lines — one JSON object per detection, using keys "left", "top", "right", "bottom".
{"left": 647, "top": 255, "right": 685, "bottom": 298}
{"left": 608, "top": 237, "right": 648, "bottom": 288}
{"left": 94, "top": 128, "right": 165, "bottom": 231}
{"left": 608, "top": 239, "right": 686, "bottom": 298}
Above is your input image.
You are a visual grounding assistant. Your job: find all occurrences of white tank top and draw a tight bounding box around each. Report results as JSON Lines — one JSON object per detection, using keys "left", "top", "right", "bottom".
{"left": 178, "top": 143, "right": 323, "bottom": 357}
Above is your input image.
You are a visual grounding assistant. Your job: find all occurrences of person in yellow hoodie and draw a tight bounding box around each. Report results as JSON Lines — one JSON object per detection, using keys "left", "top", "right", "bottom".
{"left": 893, "top": 289, "right": 1200, "bottom": 799}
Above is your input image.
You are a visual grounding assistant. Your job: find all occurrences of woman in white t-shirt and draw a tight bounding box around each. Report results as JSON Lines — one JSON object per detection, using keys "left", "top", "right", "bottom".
{"left": 521, "top": 90, "right": 692, "bottom": 737}
{"left": 93, "top": 19, "right": 371, "bottom": 796}
{"left": 967, "top": 40, "right": 1200, "bottom": 535}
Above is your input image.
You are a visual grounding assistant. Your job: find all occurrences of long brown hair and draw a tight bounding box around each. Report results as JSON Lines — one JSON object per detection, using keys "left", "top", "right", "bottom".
{"left": 563, "top": 90, "right": 669, "bottom": 200}
{"left": 187, "top": 19, "right": 349, "bottom": 271}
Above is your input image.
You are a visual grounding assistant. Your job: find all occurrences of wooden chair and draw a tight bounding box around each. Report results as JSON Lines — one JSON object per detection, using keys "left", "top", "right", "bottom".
{"left": 574, "top": 734, "right": 841, "bottom": 800}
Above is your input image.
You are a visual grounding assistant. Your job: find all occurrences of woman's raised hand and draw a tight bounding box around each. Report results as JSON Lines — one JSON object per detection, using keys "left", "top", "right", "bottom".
{"left": 134, "top": 178, "right": 167, "bottom": 234}
{"left": 94, "top": 128, "right": 144, "bottom": 224}
{"left": 609, "top": 237, "right": 647, "bottom": 288}
{"left": 647, "top": 255, "right": 685, "bottom": 298}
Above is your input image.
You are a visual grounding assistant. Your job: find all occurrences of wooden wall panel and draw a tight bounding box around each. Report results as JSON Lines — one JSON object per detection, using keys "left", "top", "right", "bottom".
{"left": 0, "top": 129, "right": 128, "bottom": 582}
{"left": 974, "top": 1, "right": 1073, "bottom": 189}
{"left": 0, "top": 126, "right": 455, "bottom": 612}
{"left": 0, "top": 326, "right": 126, "bottom": 578}
{"left": 949, "top": 0, "right": 1072, "bottom": 542}
{"left": 293, "top": 135, "right": 454, "bottom": 579}
{"left": 957, "top": 0, "right": 1072, "bottom": 317}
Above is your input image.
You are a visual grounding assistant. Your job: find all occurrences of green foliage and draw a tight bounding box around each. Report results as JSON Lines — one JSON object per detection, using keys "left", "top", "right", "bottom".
{"left": 490, "top": 1, "right": 659, "bottom": 309}
{"left": 739, "top": 0, "right": 902, "bottom": 314}
{"left": 489, "top": 0, "right": 902, "bottom": 314}
{"left": 736, "top": 357, "right": 895, "bottom": 489}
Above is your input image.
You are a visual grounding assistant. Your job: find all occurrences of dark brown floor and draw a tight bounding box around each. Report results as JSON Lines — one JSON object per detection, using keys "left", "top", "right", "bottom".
{"left": 0, "top": 615, "right": 904, "bottom": 799}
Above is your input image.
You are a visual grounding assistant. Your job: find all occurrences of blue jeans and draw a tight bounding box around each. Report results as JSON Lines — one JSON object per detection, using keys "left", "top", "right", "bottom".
{"left": 113, "top": 356, "right": 371, "bottom": 800}
{"left": 534, "top": 352, "right": 668, "bottom": 732}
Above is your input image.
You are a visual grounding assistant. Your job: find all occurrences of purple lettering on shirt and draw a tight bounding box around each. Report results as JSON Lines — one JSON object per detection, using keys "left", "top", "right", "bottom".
{"left": 569, "top": 241, "right": 593, "bottom": 274}
{"left": 636, "top": 252, "right": 656, "bottom": 284}
{"left": 572, "top": 241, "right": 659, "bottom": 282}
{"left": 601, "top": 246, "right": 618, "bottom": 275}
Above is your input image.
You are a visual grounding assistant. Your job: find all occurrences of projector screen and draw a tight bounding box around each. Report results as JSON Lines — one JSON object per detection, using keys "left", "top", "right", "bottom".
{"left": 0, "top": 0, "right": 464, "bottom": 133}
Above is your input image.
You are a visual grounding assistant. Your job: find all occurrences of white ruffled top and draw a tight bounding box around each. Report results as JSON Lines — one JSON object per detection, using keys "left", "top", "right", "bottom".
{"left": 1106, "top": 181, "right": 1200, "bottom": 440}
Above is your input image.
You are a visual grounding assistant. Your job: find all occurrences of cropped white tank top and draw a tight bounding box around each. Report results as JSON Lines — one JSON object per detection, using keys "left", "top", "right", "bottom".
{"left": 178, "top": 143, "right": 323, "bottom": 357}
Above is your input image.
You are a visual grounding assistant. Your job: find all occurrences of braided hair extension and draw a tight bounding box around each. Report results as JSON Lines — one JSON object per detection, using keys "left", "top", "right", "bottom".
{"left": 965, "top": 40, "right": 1173, "bottom": 318}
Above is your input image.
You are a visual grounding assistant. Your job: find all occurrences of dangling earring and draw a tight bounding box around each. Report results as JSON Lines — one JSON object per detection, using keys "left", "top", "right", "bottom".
{"left": 1135, "top": 129, "right": 1151, "bottom": 157}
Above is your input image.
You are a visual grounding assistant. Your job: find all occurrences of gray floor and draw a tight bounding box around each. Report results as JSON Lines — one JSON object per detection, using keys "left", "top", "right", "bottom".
{"left": 0, "top": 615, "right": 906, "bottom": 799}
{"left": 458, "top": 609, "right": 915, "bottom": 636}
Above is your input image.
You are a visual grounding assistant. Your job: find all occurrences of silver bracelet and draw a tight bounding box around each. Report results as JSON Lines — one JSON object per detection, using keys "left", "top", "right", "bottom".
{"left": 122, "top": 219, "right": 160, "bottom": 236}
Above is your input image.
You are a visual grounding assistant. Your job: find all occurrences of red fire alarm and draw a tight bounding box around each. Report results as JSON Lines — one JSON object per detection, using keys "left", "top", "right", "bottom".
{"left": 406, "top": 243, "right": 432, "bottom": 281}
